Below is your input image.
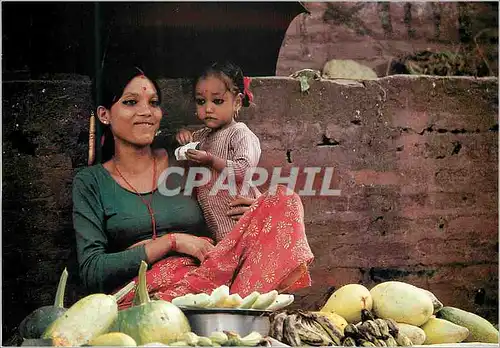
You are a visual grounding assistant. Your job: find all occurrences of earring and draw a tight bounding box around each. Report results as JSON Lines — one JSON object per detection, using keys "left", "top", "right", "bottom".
{"left": 155, "top": 130, "right": 162, "bottom": 136}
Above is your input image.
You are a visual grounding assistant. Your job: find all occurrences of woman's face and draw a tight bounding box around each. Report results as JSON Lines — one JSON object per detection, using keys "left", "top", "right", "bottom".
{"left": 194, "top": 75, "right": 241, "bottom": 130}
{"left": 99, "top": 75, "right": 162, "bottom": 147}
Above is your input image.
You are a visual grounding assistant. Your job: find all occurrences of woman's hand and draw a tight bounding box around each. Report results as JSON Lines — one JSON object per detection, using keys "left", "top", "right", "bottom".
{"left": 174, "top": 234, "right": 215, "bottom": 262}
{"left": 176, "top": 129, "right": 193, "bottom": 145}
{"left": 227, "top": 195, "right": 256, "bottom": 221}
{"left": 142, "top": 233, "right": 214, "bottom": 264}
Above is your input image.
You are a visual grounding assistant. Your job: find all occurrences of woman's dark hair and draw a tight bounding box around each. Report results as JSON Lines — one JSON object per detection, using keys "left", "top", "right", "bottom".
{"left": 193, "top": 61, "right": 251, "bottom": 107}
{"left": 91, "top": 63, "right": 162, "bottom": 163}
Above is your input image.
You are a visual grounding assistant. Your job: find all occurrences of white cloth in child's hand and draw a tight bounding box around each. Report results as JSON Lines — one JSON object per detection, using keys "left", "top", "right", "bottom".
{"left": 175, "top": 142, "right": 200, "bottom": 160}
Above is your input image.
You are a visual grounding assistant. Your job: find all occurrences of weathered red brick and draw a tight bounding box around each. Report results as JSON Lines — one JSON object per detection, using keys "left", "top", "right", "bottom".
{"left": 302, "top": 196, "right": 349, "bottom": 223}
{"left": 428, "top": 264, "right": 498, "bottom": 318}
{"left": 398, "top": 191, "right": 498, "bottom": 212}
{"left": 347, "top": 190, "right": 400, "bottom": 213}
{"left": 415, "top": 238, "right": 497, "bottom": 265}
{"left": 431, "top": 160, "right": 498, "bottom": 193}
{"left": 308, "top": 265, "right": 365, "bottom": 289}
{"left": 391, "top": 110, "right": 432, "bottom": 132}
{"left": 400, "top": 203, "right": 497, "bottom": 220}
{"left": 445, "top": 214, "right": 498, "bottom": 240}
{"left": 394, "top": 133, "right": 498, "bottom": 164}
{"left": 277, "top": 2, "right": 496, "bottom": 76}
{"left": 351, "top": 169, "right": 403, "bottom": 186}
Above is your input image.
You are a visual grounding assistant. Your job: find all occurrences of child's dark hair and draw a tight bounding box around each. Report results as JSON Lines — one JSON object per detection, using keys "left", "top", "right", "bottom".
{"left": 91, "top": 63, "right": 162, "bottom": 163}
{"left": 193, "top": 61, "right": 252, "bottom": 107}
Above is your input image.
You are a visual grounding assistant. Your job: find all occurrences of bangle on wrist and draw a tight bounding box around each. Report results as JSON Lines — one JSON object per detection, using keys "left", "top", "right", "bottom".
{"left": 167, "top": 233, "right": 177, "bottom": 251}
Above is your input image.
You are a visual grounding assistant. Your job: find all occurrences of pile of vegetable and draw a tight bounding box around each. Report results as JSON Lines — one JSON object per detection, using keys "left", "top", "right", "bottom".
{"left": 268, "top": 281, "right": 499, "bottom": 346}
{"left": 18, "top": 261, "right": 284, "bottom": 347}
{"left": 171, "top": 286, "right": 294, "bottom": 311}
{"left": 17, "top": 268, "right": 498, "bottom": 347}
{"left": 24, "top": 261, "right": 191, "bottom": 346}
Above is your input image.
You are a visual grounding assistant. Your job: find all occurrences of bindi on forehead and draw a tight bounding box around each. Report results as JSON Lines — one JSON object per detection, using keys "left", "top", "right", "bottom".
{"left": 138, "top": 75, "right": 150, "bottom": 91}
{"left": 140, "top": 83, "right": 155, "bottom": 94}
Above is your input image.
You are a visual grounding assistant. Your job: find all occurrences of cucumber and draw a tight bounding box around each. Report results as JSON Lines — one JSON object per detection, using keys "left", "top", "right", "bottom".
{"left": 436, "top": 306, "right": 499, "bottom": 343}
{"left": 251, "top": 290, "right": 278, "bottom": 310}
{"left": 42, "top": 293, "right": 118, "bottom": 346}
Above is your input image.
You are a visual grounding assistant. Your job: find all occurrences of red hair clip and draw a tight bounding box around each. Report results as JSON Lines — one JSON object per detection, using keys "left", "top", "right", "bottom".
{"left": 243, "top": 76, "right": 254, "bottom": 103}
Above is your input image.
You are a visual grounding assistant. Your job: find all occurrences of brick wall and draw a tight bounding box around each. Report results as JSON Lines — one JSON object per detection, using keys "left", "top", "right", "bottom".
{"left": 2, "top": 75, "right": 498, "bottom": 342}
{"left": 2, "top": 79, "right": 93, "bottom": 343}
{"left": 277, "top": 2, "right": 498, "bottom": 76}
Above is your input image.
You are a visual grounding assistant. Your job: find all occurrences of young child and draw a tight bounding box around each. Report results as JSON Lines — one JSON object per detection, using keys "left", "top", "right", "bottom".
{"left": 175, "top": 61, "right": 261, "bottom": 243}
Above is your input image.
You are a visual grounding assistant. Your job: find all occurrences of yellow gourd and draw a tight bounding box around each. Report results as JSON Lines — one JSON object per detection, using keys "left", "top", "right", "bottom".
{"left": 89, "top": 332, "right": 137, "bottom": 346}
{"left": 421, "top": 317, "right": 469, "bottom": 344}
{"left": 320, "top": 284, "right": 373, "bottom": 323}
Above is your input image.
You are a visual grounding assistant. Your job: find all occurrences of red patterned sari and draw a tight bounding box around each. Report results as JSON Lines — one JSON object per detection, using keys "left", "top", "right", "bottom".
{"left": 115, "top": 185, "right": 314, "bottom": 309}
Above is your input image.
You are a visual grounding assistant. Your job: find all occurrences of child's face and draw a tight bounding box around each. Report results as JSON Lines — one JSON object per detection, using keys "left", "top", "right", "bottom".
{"left": 194, "top": 76, "right": 241, "bottom": 130}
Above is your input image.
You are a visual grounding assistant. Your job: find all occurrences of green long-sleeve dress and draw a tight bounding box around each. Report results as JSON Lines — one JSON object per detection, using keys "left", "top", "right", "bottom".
{"left": 72, "top": 163, "right": 208, "bottom": 294}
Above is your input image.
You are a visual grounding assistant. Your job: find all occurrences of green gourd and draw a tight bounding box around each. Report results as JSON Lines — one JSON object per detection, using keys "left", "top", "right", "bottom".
{"left": 113, "top": 261, "right": 191, "bottom": 345}
{"left": 437, "top": 306, "right": 499, "bottom": 343}
{"left": 19, "top": 268, "right": 69, "bottom": 339}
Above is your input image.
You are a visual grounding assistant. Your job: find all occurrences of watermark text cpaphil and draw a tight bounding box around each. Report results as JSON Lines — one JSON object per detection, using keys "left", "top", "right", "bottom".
{"left": 157, "top": 166, "right": 341, "bottom": 197}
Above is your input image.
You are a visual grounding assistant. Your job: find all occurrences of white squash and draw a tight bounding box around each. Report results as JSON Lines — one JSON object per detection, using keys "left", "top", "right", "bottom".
{"left": 369, "top": 281, "right": 434, "bottom": 326}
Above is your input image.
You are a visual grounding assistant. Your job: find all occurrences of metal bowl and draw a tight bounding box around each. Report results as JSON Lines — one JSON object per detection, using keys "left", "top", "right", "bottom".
{"left": 179, "top": 307, "right": 271, "bottom": 337}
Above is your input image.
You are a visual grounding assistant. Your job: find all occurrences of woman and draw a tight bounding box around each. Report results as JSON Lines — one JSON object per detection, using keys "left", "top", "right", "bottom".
{"left": 72, "top": 63, "right": 314, "bottom": 309}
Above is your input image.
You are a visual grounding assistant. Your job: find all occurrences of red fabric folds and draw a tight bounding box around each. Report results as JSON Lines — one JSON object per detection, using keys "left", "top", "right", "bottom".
{"left": 115, "top": 185, "right": 314, "bottom": 309}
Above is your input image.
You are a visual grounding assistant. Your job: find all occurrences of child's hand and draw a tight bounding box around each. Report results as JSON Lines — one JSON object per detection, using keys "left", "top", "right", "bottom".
{"left": 176, "top": 129, "right": 193, "bottom": 145}
{"left": 186, "top": 149, "right": 213, "bottom": 165}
